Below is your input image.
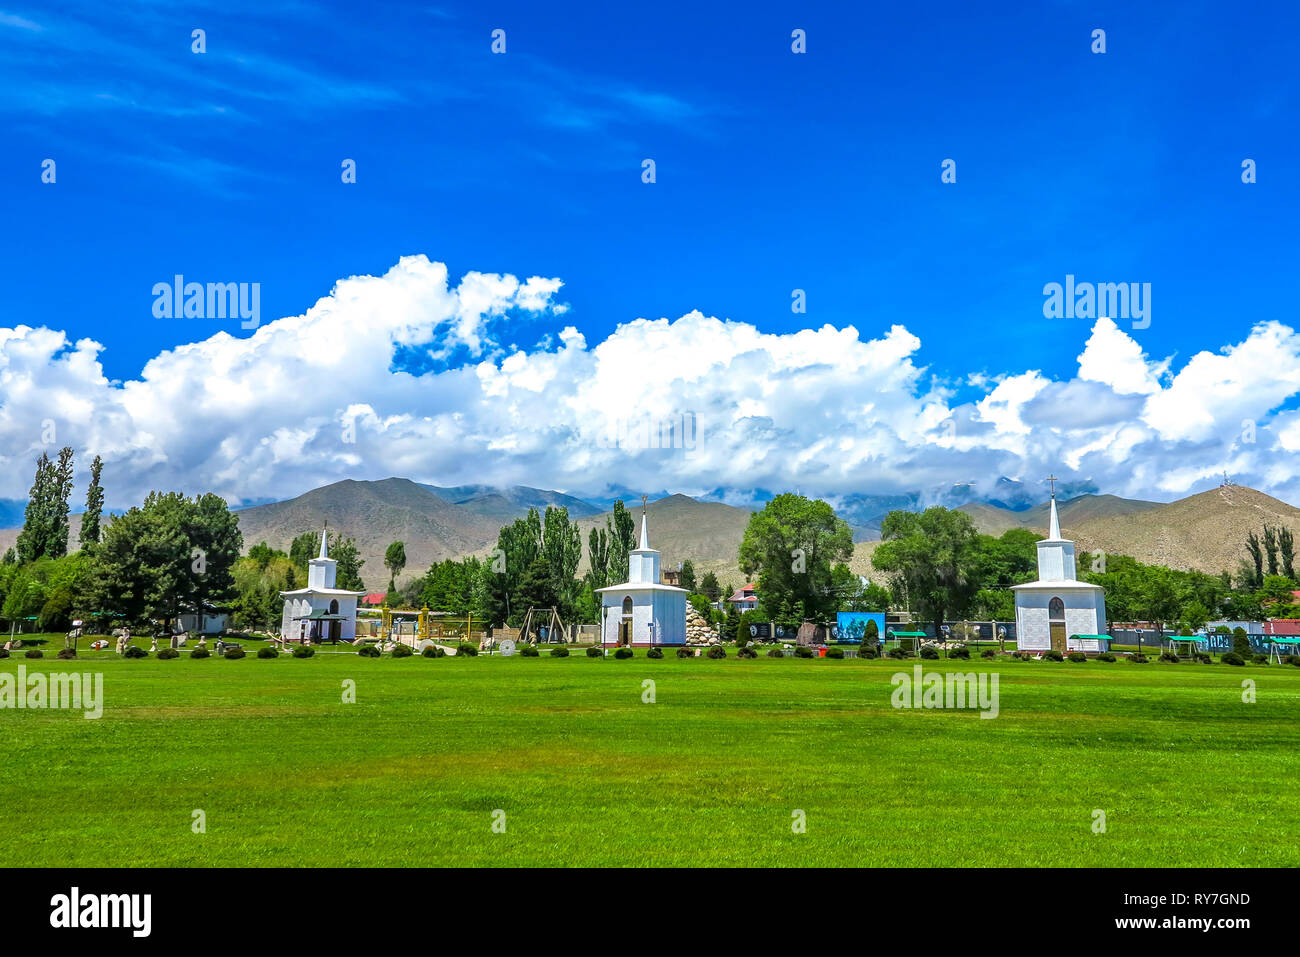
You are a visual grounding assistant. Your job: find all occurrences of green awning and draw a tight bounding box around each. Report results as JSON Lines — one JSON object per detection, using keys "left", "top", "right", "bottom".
{"left": 1070, "top": 634, "right": 1111, "bottom": 640}
{"left": 1268, "top": 636, "right": 1300, "bottom": 644}
{"left": 889, "top": 631, "right": 927, "bottom": 637}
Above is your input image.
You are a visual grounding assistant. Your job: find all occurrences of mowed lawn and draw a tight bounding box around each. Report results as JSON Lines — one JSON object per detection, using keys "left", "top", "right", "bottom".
{"left": 2, "top": 645, "right": 1297, "bottom": 867}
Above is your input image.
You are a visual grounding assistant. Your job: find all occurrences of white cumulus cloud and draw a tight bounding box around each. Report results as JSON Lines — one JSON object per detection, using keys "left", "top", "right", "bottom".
{"left": 4, "top": 255, "right": 1300, "bottom": 514}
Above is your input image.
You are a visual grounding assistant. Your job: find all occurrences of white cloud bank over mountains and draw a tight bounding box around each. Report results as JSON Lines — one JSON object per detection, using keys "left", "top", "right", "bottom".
{"left": 2, "top": 254, "right": 1298, "bottom": 511}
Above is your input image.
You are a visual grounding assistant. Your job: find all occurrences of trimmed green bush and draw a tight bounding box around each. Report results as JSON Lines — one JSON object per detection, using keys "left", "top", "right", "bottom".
{"left": 292, "top": 645, "right": 315, "bottom": 658}
{"left": 549, "top": 646, "right": 569, "bottom": 657}
{"left": 422, "top": 645, "right": 445, "bottom": 658}
{"left": 886, "top": 646, "right": 910, "bottom": 659}
{"left": 676, "top": 646, "right": 694, "bottom": 658}
{"left": 1044, "top": 650, "right": 1064, "bottom": 662}
{"left": 646, "top": 647, "right": 664, "bottom": 659}
{"left": 706, "top": 645, "right": 726, "bottom": 659}
{"left": 0, "top": 649, "right": 8, "bottom": 658}
{"left": 122, "top": 646, "right": 147, "bottom": 659}
{"left": 1159, "top": 651, "right": 1179, "bottom": 663}
{"left": 1011, "top": 651, "right": 1033, "bottom": 661}
{"left": 613, "top": 647, "right": 634, "bottom": 659}
{"left": 795, "top": 646, "right": 815, "bottom": 659}
{"left": 57, "top": 648, "right": 77, "bottom": 660}
{"left": 357, "top": 645, "right": 381, "bottom": 658}
{"left": 919, "top": 646, "right": 939, "bottom": 660}
{"left": 766, "top": 648, "right": 784, "bottom": 658}
{"left": 518, "top": 645, "right": 539, "bottom": 657}
{"left": 1096, "top": 652, "right": 1116, "bottom": 662}
{"left": 156, "top": 647, "right": 179, "bottom": 659}
{"left": 981, "top": 648, "right": 996, "bottom": 659}
{"left": 190, "top": 648, "right": 211, "bottom": 659}
{"left": 1129, "top": 653, "right": 1149, "bottom": 663}
{"left": 948, "top": 645, "right": 971, "bottom": 660}
{"left": 1067, "top": 651, "right": 1087, "bottom": 663}
{"left": 391, "top": 644, "right": 414, "bottom": 658}
{"left": 456, "top": 643, "right": 479, "bottom": 657}
{"left": 737, "top": 646, "right": 758, "bottom": 659}
{"left": 1251, "top": 654, "right": 1268, "bottom": 665}
{"left": 587, "top": 646, "right": 604, "bottom": 657}
{"left": 1221, "top": 652, "right": 1245, "bottom": 666}
{"left": 824, "top": 647, "right": 844, "bottom": 659}
{"left": 257, "top": 647, "right": 279, "bottom": 659}
{"left": 223, "top": 646, "right": 246, "bottom": 660}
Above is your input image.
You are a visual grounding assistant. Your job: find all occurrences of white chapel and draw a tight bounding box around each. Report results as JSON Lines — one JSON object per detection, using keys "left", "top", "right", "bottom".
{"left": 279, "top": 528, "right": 365, "bottom": 643}
{"left": 596, "top": 503, "right": 688, "bottom": 647}
{"left": 1012, "top": 486, "right": 1109, "bottom": 653}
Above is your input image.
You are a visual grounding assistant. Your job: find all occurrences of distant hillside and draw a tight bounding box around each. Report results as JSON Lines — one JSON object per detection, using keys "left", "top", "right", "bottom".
{"left": 577, "top": 493, "right": 755, "bottom": 588}
{"left": 1071, "top": 485, "right": 1300, "bottom": 574}
{"left": 420, "top": 484, "right": 602, "bottom": 520}
{"left": 233, "top": 478, "right": 504, "bottom": 586}
{"left": 958, "top": 493, "right": 1161, "bottom": 537}
{"left": 4, "top": 479, "right": 1289, "bottom": 590}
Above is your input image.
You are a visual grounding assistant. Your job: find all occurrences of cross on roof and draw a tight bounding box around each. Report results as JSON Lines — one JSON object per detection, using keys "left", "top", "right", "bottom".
{"left": 1046, "top": 474, "right": 1058, "bottom": 498}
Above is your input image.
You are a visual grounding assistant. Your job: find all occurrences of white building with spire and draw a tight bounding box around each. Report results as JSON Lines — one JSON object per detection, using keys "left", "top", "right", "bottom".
{"left": 596, "top": 504, "right": 688, "bottom": 647}
{"left": 1012, "top": 491, "right": 1109, "bottom": 653}
{"left": 279, "top": 528, "right": 366, "bottom": 643}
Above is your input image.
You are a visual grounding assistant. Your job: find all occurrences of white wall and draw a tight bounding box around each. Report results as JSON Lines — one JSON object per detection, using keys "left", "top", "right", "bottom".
{"left": 601, "top": 589, "right": 686, "bottom": 645}
{"left": 1015, "top": 589, "right": 1105, "bottom": 651}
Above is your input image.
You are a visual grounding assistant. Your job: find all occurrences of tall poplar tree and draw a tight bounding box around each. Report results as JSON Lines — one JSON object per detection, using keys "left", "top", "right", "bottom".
{"left": 80, "top": 455, "right": 105, "bottom": 552}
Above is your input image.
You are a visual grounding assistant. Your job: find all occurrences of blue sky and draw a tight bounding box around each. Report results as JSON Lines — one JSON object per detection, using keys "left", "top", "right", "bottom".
{"left": 2, "top": 1, "right": 1300, "bottom": 509}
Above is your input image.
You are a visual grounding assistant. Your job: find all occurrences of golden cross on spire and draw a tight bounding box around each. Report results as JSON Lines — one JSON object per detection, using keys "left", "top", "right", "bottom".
{"left": 641, "top": 494, "right": 648, "bottom": 509}
{"left": 1046, "top": 474, "right": 1058, "bottom": 498}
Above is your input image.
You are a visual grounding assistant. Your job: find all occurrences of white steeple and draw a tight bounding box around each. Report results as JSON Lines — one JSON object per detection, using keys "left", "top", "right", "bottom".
{"left": 628, "top": 498, "right": 661, "bottom": 585}
{"left": 308, "top": 525, "right": 337, "bottom": 589}
{"left": 1036, "top": 480, "right": 1077, "bottom": 581}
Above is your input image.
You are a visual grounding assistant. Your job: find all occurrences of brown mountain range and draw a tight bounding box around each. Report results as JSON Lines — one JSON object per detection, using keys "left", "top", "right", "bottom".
{"left": 1, "top": 481, "right": 1288, "bottom": 591}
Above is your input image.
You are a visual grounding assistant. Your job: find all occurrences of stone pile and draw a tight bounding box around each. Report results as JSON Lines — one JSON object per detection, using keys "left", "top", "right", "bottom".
{"left": 685, "top": 606, "right": 719, "bottom": 645}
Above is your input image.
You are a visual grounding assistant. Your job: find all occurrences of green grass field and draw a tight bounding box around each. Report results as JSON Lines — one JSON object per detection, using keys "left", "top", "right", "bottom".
{"left": 2, "top": 638, "right": 1297, "bottom": 867}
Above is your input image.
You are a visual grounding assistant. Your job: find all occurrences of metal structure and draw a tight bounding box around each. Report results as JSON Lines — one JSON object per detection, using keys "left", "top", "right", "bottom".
{"left": 519, "top": 606, "right": 566, "bottom": 644}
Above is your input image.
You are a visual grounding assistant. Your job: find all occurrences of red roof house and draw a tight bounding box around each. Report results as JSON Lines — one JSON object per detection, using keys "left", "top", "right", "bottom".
{"left": 727, "top": 583, "right": 758, "bottom": 612}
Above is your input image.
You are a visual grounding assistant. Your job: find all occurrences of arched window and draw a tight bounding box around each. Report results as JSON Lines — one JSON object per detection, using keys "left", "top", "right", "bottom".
{"left": 622, "top": 596, "right": 633, "bottom": 616}
{"left": 1048, "top": 597, "right": 1065, "bottom": 620}
{"left": 329, "top": 599, "right": 339, "bottom": 615}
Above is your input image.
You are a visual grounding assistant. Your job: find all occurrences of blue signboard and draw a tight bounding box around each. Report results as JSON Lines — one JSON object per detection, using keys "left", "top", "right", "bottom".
{"left": 834, "top": 612, "right": 887, "bottom": 644}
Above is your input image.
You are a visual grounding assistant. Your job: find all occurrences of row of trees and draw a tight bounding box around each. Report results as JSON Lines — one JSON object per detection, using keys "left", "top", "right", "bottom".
{"left": 10, "top": 448, "right": 1299, "bottom": 643}
{"left": 386, "top": 501, "right": 733, "bottom": 633}
{"left": 0, "top": 449, "right": 379, "bottom": 635}
{"left": 1243, "top": 524, "right": 1295, "bottom": 587}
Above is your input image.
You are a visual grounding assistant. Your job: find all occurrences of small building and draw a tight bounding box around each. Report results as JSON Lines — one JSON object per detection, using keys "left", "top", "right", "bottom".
{"left": 727, "top": 583, "right": 759, "bottom": 613}
{"left": 1011, "top": 489, "right": 1108, "bottom": 653}
{"left": 279, "top": 528, "right": 366, "bottom": 643}
{"left": 661, "top": 569, "right": 682, "bottom": 587}
{"left": 596, "top": 505, "right": 687, "bottom": 646}
{"left": 177, "top": 605, "right": 229, "bottom": 635}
